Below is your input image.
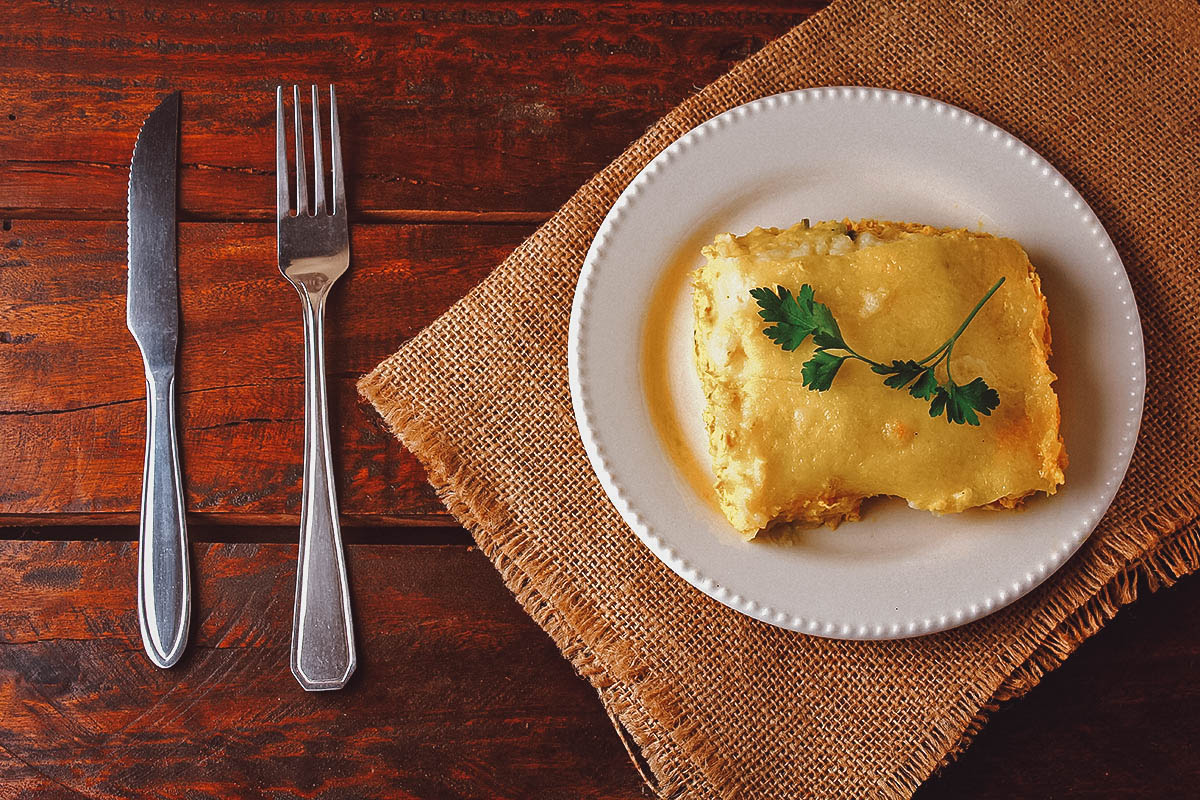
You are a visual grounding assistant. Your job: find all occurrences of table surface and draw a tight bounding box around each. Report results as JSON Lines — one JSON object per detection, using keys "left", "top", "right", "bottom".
{"left": 2, "top": 2, "right": 1197, "bottom": 797}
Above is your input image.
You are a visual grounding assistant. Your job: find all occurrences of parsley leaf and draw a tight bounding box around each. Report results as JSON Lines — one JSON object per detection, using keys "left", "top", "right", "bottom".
{"left": 871, "top": 359, "right": 941, "bottom": 400}
{"left": 929, "top": 386, "right": 950, "bottom": 420}
{"left": 952, "top": 377, "right": 1000, "bottom": 425}
{"left": 928, "top": 379, "right": 1000, "bottom": 425}
{"left": 750, "top": 284, "right": 845, "bottom": 352}
{"left": 749, "top": 285, "right": 813, "bottom": 351}
{"left": 801, "top": 350, "right": 846, "bottom": 391}
{"left": 807, "top": 299, "right": 845, "bottom": 350}
{"left": 871, "top": 359, "right": 926, "bottom": 390}
{"left": 908, "top": 368, "right": 940, "bottom": 400}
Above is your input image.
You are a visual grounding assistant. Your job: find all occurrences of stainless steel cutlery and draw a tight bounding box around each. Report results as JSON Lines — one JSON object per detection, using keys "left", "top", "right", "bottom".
{"left": 126, "top": 91, "right": 191, "bottom": 669}
{"left": 275, "top": 85, "right": 357, "bottom": 691}
{"left": 124, "top": 86, "right": 356, "bottom": 688}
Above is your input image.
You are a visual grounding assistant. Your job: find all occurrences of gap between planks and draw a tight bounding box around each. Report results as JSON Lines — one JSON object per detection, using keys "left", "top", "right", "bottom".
{"left": 0, "top": 524, "right": 474, "bottom": 545}
{"left": 0, "top": 208, "right": 552, "bottom": 225}
{"left": 0, "top": 512, "right": 458, "bottom": 529}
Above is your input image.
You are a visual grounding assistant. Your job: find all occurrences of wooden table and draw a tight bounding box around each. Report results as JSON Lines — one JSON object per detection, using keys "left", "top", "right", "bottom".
{"left": 1, "top": 2, "right": 1196, "bottom": 797}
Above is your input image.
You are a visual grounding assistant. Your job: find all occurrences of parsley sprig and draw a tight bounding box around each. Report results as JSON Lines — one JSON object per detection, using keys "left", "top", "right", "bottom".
{"left": 749, "top": 277, "right": 1005, "bottom": 425}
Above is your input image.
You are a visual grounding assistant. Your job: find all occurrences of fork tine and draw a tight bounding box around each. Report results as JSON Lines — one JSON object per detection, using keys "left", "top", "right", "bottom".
{"left": 292, "top": 85, "right": 308, "bottom": 216}
{"left": 330, "top": 85, "right": 346, "bottom": 216}
{"left": 311, "top": 86, "right": 326, "bottom": 215}
{"left": 275, "top": 86, "right": 289, "bottom": 218}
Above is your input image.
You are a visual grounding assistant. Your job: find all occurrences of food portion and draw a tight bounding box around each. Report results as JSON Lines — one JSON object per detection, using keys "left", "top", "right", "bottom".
{"left": 692, "top": 219, "right": 1066, "bottom": 538}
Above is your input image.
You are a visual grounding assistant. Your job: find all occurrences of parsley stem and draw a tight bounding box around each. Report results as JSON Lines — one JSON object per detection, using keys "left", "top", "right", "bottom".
{"left": 916, "top": 277, "right": 1006, "bottom": 365}
{"left": 843, "top": 351, "right": 881, "bottom": 367}
{"left": 917, "top": 341, "right": 951, "bottom": 366}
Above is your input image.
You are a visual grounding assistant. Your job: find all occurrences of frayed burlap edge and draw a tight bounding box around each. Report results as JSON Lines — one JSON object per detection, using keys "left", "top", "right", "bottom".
{"left": 878, "top": 488, "right": 1200, "bottom": 796}
{"left": 995, "top": 500, "right": 1200, "bottom": 706}
{"left": 362, "top": 367, "right": 1200, "bottom": 799}
{"left": 925, "top": 507, "right": 1200, "bottom": 781}
{"left": 352, "top": 408, "right": 705, "bottom": 798}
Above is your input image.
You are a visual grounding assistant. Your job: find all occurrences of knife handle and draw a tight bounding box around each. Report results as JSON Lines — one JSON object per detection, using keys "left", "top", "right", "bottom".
{"left": 291, "top": 292, "right": 356, "bottom": 691}
{"left": 137, "top": 370, "right": 191, "bottom": 668}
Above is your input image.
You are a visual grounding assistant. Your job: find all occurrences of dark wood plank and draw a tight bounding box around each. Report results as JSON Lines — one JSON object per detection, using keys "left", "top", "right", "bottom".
{"left": 0, "top": 0, "right": 822, "bottom": 221}
{"left": 1, "top": 536, "right": 1199, "bottom": 798}
{"left": 0, "top": 539, "right": 646, "bottom": 800}
{"left": 0, "top": 220, "right": 531, "bottom": 525}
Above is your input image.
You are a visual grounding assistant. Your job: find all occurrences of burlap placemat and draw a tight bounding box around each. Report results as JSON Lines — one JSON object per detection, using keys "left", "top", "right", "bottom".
{"left": 360, "top": 1, "right": 1200, "bottom": 796}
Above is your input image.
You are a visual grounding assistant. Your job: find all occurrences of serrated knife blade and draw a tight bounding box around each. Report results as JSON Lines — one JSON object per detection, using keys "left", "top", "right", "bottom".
{"left": 128, "top": 92, "right": 179, "bottom": 357}
{"left": 126, "top": 90, "right": 191, "bottom": 669}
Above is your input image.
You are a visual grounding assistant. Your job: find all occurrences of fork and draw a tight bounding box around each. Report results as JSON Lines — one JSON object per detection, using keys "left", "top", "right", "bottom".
{"left": 275, "top": 84, "right": 356, "bottom": 691}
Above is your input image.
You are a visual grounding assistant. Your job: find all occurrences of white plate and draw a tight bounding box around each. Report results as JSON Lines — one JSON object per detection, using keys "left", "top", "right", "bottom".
{"left": 568, "top": 87, "right": 1145, "bottom": 639}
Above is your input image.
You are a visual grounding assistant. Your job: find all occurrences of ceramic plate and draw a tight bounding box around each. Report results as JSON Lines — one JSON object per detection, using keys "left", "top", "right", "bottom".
{"left": 568, "top": 87, "right": 1144, "bottom": 639}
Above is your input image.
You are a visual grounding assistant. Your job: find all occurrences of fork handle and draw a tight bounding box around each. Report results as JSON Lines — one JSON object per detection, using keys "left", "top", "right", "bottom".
{"left": 291, "top": 290, "right": 357, "bottom": 691}
{"left": 137, "top": 369, "right": 191, "bottom": 668}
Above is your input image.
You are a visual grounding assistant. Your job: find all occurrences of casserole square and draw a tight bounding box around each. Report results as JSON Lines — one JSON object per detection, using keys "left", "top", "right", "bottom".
{"left": 692, "top": 220, "right": 1067, "bottom": 537}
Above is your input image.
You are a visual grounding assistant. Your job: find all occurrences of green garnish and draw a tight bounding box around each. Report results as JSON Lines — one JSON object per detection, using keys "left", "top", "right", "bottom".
{"left": 749, "top": 277, "right": 1005, "bottom": 425}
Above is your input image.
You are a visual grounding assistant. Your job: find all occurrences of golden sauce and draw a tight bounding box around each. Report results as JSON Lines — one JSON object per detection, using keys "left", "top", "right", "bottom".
{"left": 640, "top": 234, "right": 721, "bottom": 513}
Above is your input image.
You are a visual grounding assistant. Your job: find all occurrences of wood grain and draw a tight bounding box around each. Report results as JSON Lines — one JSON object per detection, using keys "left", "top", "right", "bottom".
{"left": 0, "top": 220, "right": 532, "bottom": 525}
{"left": 0, "top": 537, "right": 1198, "bottom": 798}
{"left": 0, "top": 540, "right": 646, "bottom": 799}
{"left": 0, "top": 0, "right": 820, "bottom": 221}
{"left": 4, "top": 1, "right": 1198, "bottom": 797}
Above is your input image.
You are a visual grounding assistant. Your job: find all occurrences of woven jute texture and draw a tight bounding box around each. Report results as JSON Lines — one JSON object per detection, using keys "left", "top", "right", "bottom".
{"left": 360, "top": 1, "right": 1200, "bottom": 796}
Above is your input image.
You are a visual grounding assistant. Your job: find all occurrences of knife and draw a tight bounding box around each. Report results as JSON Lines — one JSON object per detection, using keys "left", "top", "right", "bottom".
{"left": 127, "top": 91, "right": 190, "bottom": 668}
